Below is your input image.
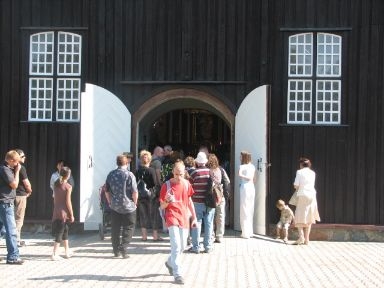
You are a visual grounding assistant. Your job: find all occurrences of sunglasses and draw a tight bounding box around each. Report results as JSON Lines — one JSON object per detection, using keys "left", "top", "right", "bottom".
{"left": 20, "top": 155, "right": 26, "bottom": 158}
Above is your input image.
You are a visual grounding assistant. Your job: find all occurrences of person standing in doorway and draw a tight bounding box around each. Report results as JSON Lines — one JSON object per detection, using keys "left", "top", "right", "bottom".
{"left": 136, "top": 150, "right": 163, "bottom": 241}
{"left": 0, "top": 150, "right": 24, "bottom": 264}
{"left": 105, "top": 154, "right": 138, "bottom": 258}
{"left": 238, "top": 151, "right": 256, "bottom": 239}
{"left": 14, "top": 149, "right": 32, "bottom": 247}
{"left": 206, "top": 153, "right": 230, "bottom": 243}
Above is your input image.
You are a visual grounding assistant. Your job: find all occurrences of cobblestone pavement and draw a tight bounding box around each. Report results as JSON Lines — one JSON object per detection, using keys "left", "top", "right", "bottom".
{"left": 1, "top": 229, "right": 383, "bottom": 288}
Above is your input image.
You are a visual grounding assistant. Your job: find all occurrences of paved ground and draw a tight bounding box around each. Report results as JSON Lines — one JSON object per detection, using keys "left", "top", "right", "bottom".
{"left": 0, "top": 229, "right": 383, "bottom": 288}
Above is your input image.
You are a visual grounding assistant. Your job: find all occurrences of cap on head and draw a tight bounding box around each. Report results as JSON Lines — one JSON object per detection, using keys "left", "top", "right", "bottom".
{"left": 195, "top": 152, "right": 208, "bottom": 164}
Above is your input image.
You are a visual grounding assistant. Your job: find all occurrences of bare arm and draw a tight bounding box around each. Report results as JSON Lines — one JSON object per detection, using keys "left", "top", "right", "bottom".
{"left": 8, "top": 164, "right": 21, "bottom": 189}
{"left": 188, "top": 197, "right": 197, "bottom": 227}
{"left": 23, "top": 179, "right": 32, "bottom": 195}
{"left": 132, "top": 191, "right": 138, "bottom": 206}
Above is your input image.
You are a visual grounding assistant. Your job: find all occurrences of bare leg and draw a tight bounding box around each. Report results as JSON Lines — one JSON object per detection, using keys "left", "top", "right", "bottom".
{"left": 282, "top": 228, "right": 288, "bottom": 242}
{"left": 294, "top": 227, "right": 304, "bottom": 244}
{"left": 63, "top": 239, "right": 73, "bottom": 257}
{"left": 141, "top": 228, "right": 147, "bottom": 240}
{"left": 52, "top": 242, "right": 60, "bottom": 256}
{"left": 304, "top": 225, "right": 311, "bottom": 244}
{"left": 275, "top": 228, "right": 281, "bottom": 239}
{"left": 153, "top": 229, "right": 163, "bottom": 240}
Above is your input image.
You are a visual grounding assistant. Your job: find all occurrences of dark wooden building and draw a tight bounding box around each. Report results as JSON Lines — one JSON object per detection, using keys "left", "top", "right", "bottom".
{"left": 1, "top": 0, "right": 383, "bottom": 230}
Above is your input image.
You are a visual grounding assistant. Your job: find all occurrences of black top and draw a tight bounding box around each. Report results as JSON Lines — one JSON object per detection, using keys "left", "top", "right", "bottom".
{"left": 0, "top": 162, "right": 16, "bottom": 203}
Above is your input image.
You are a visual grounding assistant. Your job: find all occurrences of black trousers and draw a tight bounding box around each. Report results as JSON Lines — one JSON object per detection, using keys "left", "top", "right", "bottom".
{"left": 110, "top": 210, "right": 136, "bottom": 254}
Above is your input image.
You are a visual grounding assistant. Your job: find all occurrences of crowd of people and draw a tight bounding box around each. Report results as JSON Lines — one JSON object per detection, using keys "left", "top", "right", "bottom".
{"left": 0, "top": 145, "right": 320, "bottom": 285}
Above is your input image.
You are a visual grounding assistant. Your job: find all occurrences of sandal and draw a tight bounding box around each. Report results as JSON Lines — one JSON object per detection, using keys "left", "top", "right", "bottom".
{"left": 153, "top": 237, "right": 164, "bottom": 242}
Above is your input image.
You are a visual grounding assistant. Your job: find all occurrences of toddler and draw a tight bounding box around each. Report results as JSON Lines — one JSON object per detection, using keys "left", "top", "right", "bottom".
{"left": 276, "top": 199, "right": 294, "bottom": 243}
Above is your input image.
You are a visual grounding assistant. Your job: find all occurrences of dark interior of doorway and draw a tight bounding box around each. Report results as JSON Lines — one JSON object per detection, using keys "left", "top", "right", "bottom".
{"left": 144, "top": 109, "right": 230, "bottom": 168}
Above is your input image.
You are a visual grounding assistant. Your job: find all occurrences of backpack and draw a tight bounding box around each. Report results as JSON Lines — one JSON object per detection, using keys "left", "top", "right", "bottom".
{"left": 137, "top": 177, "right": 153, "bottom": 199}
{"left": 205, "top": 176, "right": 223, "bottom": 208}
{"left": 136, "top": 167, "right": 155, "bottom": 200}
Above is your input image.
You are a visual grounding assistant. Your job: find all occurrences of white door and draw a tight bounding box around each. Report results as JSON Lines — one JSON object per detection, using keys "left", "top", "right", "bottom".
{"left": 80, "top": 83, "right": 131, "bottom": 230}
{"left": 234, "top": 85, "right": 270, "bottom": 235}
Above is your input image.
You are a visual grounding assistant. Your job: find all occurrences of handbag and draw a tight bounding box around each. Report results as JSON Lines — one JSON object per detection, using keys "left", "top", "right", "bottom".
{"left": 137, "top": 177, "right": 153, "bottom": 199}
{"left": 289, "top": 191, "right": 298, "bottom": 206}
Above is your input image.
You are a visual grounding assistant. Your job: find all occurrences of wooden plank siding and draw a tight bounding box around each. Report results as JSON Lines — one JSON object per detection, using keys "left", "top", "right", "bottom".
{"left": 1, "top": 0, "right": 384, "bottom": 226}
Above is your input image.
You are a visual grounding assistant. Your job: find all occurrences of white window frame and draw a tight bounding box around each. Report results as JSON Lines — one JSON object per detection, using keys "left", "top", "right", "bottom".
{"left": 287, "top": 32, "right": 342, "bottom": 125}
{"left": 28, "top": 31, "right": 82, "bottom": 122}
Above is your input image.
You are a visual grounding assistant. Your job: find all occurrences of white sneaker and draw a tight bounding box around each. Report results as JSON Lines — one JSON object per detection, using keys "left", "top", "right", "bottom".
{"left": 51, "top": 254, "right": 63, "bottom": 261}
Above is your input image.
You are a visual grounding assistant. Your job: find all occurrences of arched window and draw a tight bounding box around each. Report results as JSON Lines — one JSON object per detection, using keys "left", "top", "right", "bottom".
{"left": 287, "top": 33, "right": 342, "bottom": 124}
{"left": 29, "top": 31, "right": 82, "bottom": 122}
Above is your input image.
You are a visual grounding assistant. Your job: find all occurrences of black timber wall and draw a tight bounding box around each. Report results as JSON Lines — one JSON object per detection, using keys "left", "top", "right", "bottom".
{"left": 1, "top": 0, "right": 384, "bottom": 226}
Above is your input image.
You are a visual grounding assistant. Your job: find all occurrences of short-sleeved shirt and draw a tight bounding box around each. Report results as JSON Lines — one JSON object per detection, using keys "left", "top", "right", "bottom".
{"left": 106, "top": 167, "right": 137, "bottom": 214}
{"left": 294, "top": 167, "right": 316, "bottom": 197}
{"left": 280, "top": 205, "right": 294, "bottom": 224}
{"left": 190, "top": 166, "right": 210, "bottom": 203}
{"left": 159, "top": 179, "right": 194, "bottom": 228}
{"left": 16, "top": 165, "right": 29, "bottom": 196}
{"left": 0, "top": 162, "right": 16, "bottom": 203}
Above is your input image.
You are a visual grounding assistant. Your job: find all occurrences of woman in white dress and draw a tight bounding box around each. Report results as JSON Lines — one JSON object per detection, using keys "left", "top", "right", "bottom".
{"left": 293, "top": 157, "right": 320, "bottom": 245}
{"left": 238, "top": 151, "right": 256, "bottom": 239}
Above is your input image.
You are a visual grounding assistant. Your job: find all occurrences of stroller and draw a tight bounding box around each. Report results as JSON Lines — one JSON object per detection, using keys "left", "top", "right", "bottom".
{"left": 98, "top": 184, "right": 112, "bottom": 240}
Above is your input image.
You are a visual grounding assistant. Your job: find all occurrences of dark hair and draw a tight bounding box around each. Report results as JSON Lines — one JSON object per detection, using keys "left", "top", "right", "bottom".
{"left": 54, "top": 166, "right": 71, "bottom": 187}
{"left": 299, "top": 157, "right": 312, "bottom": 168}
{"left": 56, "top": 159, "right": 66, "bottom": 166}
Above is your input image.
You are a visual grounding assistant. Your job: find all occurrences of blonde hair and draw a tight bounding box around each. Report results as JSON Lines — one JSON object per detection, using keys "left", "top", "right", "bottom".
{"left": 276, "top": 199, "right": 285, "bottom": 208}
{"left": 139, "top": 150, "right": 152, "bottom": 162}
{"left": 206, "top": 153, "right": 219, "bottom": 169}
{"left": 5, "top": 150, "right": 20, "bottom": 162}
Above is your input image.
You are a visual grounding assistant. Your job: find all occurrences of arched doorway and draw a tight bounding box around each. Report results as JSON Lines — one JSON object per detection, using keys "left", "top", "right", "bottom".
{"left": 132, "top": 88, "right": 235, "bottom": 159}
{"left": 132, "top": 88, "right": 235, "bottom": 225}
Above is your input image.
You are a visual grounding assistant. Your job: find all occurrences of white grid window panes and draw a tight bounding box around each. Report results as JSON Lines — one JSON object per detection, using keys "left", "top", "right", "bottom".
{"left": 316, "top": 80, "right": 341, "bottom": 124}
{"left": 29, "top": 78, "right": 53, "bottom": 121}
{"left": 56, "top": 78, "right": 80, "bottom": 121}
{"left": 317, "top": 33, "right": 342, "bottom": 77}
{"left": 28, "top": 31, "right": 82, "bottom": 122}
{"left": 30, "top": 32, "right": 54, "bottom": 75}
{"left": 57, "top": 32, "right": 82, "bottom": 75}
{"left": 288, "top": 33, "right": 313, "bottom": 76}
{"left": 287, "top": 32, "right": 342, "bottom": 125}
{"left": 287, "top": 80, "right": 312, "bottom": 124}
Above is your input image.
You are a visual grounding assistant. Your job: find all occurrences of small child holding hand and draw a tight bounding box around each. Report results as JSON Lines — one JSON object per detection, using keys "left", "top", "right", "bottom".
{"left": 276, "top": 199, "right": 294, "bottom": 243}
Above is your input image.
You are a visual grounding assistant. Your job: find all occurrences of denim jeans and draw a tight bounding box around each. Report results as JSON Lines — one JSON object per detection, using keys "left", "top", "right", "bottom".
{"left": 167, "top": 226, "right": 188, "bottom": 278}
{"left": 191, "top": 202, "right": 215, "bottom": 251}
{"left": 0, "top": 202, "right": 20, "bottom": 261}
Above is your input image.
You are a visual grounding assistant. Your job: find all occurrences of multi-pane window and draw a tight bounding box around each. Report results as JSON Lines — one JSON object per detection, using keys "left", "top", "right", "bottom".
{"left": 287, "top": 33, "right": 342, "bottom": 124}
{"left": 29, "top": 32, "right": 82, "bottom": 121}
